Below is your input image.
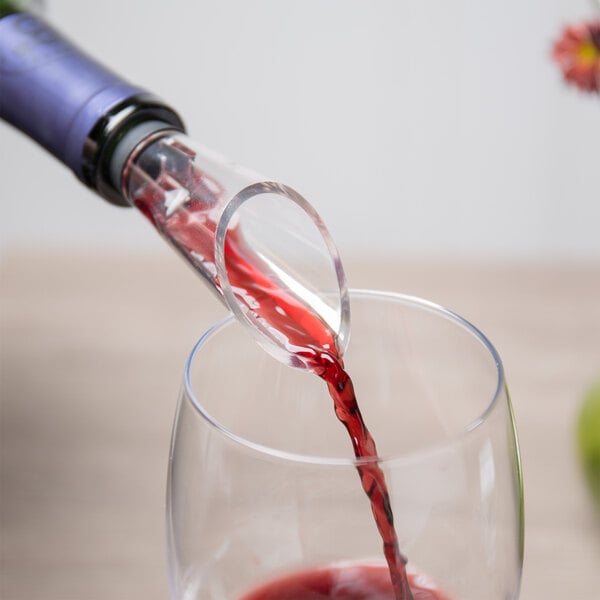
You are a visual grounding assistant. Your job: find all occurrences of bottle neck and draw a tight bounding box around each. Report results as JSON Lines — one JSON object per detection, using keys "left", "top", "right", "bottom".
{"left": 0, "top": 6, "right": 185, "bottom": 205}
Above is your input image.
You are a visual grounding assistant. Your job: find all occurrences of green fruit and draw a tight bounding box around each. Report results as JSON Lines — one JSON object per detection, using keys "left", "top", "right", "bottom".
{"left": 577, "top": 380, "right": 600, "bottom": 506}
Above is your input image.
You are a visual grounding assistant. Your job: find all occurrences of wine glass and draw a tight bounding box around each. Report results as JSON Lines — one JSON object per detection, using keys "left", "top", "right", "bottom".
{"left": 166, "top": 290, "right": 524, "bottom": 599}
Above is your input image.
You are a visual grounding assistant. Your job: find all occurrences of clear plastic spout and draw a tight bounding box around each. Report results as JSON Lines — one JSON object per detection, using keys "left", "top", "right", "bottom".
{"left": 119, "top": 128, "right": 350, "bottom": 367}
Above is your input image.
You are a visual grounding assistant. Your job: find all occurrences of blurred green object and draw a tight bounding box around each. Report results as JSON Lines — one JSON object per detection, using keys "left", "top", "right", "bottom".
{"left": 577, "top": 380, "right": 600, "bottom": 507}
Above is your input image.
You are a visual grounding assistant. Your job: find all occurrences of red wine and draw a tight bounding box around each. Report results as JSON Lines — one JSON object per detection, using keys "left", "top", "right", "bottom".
{"left": 238, "top": 563, "right": 450, "bottom": 600}
{"left": 128, "top": 143, "right": 414, "bottom": 599}
{"left": 311, "top": 356, "right": 412, "bottom": 600}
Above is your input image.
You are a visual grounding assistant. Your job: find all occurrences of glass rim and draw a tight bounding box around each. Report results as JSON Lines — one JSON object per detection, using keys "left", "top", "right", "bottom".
{"left": 183, "top": 289, "right": 506, "bottom": 467}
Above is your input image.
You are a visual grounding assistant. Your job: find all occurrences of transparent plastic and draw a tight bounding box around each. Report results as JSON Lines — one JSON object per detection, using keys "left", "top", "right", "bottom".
{"left": 121, "top": 131, "right": 349, "bottom": 366}
{"left": 167, "top": 290, "right": 524, "bottom": 600}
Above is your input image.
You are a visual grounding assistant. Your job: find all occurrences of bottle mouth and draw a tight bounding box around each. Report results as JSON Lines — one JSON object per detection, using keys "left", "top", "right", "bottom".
{"left": 90, "top": 96, "right": 185, "bottom": 206}
{"left": 214, "top": 181, "right": 350, "bottom": 368}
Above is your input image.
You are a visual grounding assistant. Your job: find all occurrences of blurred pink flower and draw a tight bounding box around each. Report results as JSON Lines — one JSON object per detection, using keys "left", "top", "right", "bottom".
{"left": 553, "top": 20, "right": 600, "bottom": 93}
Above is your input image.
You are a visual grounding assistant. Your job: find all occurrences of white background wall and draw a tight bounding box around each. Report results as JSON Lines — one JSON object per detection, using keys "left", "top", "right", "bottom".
{"left": 1, "top": 0, "right": 598, "bottom": 261}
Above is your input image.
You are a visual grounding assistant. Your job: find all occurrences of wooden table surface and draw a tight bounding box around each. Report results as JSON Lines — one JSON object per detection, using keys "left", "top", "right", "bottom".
{"left": 1, "top": 250, "right": 599, "bottom": 600}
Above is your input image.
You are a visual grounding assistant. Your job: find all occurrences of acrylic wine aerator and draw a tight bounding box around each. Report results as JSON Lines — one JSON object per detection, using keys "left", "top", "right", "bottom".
{"left": 0, "top": 5, "right": 350, "bottom": 366}
{"left": 117, "top": 128, "right": 350, "bottom": 366}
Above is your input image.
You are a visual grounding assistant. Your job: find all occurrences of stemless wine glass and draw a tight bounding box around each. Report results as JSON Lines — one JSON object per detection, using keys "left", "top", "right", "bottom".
{"left": 167, "top": 290, "right": 524, "bottom": 600}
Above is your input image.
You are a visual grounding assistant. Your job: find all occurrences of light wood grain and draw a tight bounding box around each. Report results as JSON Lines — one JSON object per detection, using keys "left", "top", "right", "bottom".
{"left": 1, "top": 250, "right": 599, "bottom": 599}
